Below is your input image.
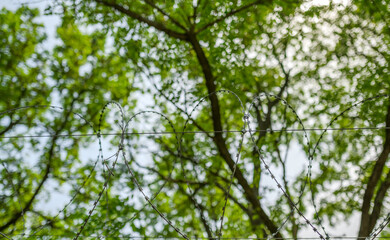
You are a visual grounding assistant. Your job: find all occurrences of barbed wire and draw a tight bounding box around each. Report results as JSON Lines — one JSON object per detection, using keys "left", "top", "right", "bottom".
{"left": 0, "top": 126, "right": 389, "bottom": 139}
{"left": 5, "top": 234, "right": 390, "bottom": 239}
{"left": 7, "top": 234, "right": 390, "bottom": 239}
{"left": 1, "top": 92, "right": 390, "bottom": 239}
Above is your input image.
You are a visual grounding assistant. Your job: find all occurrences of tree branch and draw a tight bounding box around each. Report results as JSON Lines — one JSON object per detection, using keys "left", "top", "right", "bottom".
{"left": 142, "top": 0, "right": 188, "bottom": 31}
{"left": 359, "top": 102, "right": 390, "bottom": 237}
{"left": 0, "top": 116, "right": 22, "bottom": 136}
{"left": 369, "top": 170, "right": 390, "bottom": 232}
{"left": 177, "top": 185, "right": 213, "bottom": 238}
{"left": 143, "top": 163, "right": 207, "bottom": 186}
{"left": 195, "top": 0, "right": 267, "bottom": 34}
{"left": 147, "top": 73, "right": 214, "bottom": 139}
{"left": 0, "top": 96, "right": 79, "bottom": 232}
{"left": 95, "top": 0, "right": 188, "bottom": 40}
{"left": 95, "top": 0, "right": 282, "bottom": 235}
{"left": 187, "top": 32, "right": 282, "bottom": 238}
{"left": 0, "top": 139, "right": 56, "bottom": 232}
{"left": 215, "top": 182, "right": 249, "bottom": 215}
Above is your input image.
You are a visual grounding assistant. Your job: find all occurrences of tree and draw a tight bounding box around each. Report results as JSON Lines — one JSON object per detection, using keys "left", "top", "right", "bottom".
{"left": 0, "top": 0, "right": 389, "bottom": 239}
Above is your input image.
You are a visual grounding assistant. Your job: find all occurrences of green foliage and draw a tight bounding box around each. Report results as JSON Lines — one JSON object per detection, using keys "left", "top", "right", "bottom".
{"left": 1, "top": 0, "right": 390, "bottom": 239}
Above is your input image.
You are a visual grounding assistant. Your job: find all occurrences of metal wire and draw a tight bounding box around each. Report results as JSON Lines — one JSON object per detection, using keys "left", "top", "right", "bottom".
{"left": 0, "top": 126, "right": 389, "bottom": 139}
{"left": 1, "top": 93, "right": 390, "bottom": 239}
{"left": 6, "top": 234, "right": 390, "bottom": 239}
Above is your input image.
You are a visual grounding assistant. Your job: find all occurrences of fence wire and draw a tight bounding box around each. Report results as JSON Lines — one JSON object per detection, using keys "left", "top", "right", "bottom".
{"left": 1, "top": 91, "right": 390, "bottom": 240}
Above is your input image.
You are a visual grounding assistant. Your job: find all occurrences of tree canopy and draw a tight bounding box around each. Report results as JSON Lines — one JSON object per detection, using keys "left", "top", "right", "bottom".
{"left": 1, "top": 0, "right": 390, "bottom": 239}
